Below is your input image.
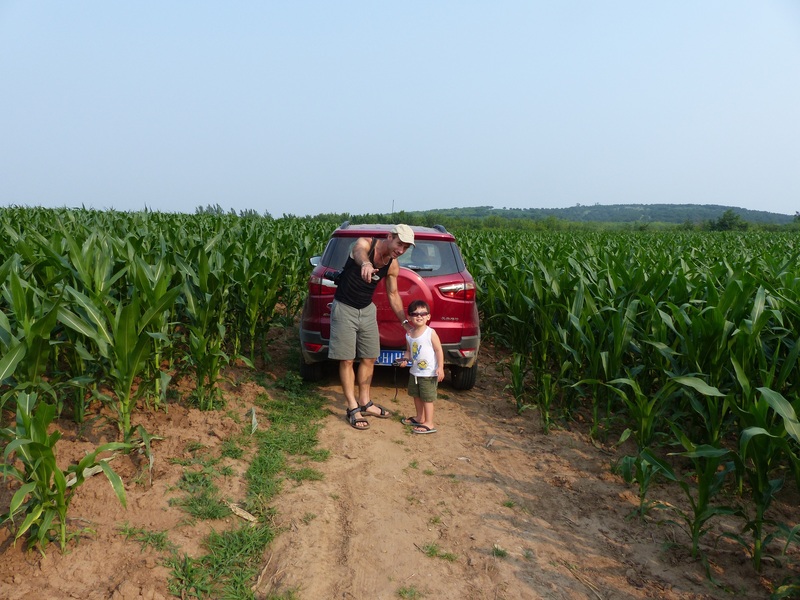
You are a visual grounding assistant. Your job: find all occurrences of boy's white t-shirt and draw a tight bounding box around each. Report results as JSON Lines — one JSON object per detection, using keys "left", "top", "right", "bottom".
{"left": 407, "top": 327, "right": 437, "bottom": 377}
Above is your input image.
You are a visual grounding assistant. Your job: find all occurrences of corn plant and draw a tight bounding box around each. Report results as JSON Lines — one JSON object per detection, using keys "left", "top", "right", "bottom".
{"left": 0, "top": 267, "right": 62, "bottom": 409}
{"left": 229, "top": 237, "right": 285, "bottom": 364}
{"left": 0, "top": 392, "right": 128, "bottom": 552}
{"left": 673, "top": 375, "right": 731, "bottom": 446}
{"left": 729, "top": 387, "right": 800, "bottom": 571}
{"left": 132, "top": 255, "right": 180, "bottom": 407}
{"left": 663, "top": 423, "right": 737, "bottom": 561}
{"left": 558, "top": 278, "right": 608, "bottom": 436}
{"left": 177, "top": 238, "right": 233, "bottom": 410}
{"left": 587, "top": 377, "right": 679, "bottom": 451}
{"left": 503, "top": 352, "right": 532, "bottom": 414}
{"left": 615, "top": 448, "right": 672, "bottom": 519}
{"left": 57, "top": 284, "right": 181, "bottom": 441}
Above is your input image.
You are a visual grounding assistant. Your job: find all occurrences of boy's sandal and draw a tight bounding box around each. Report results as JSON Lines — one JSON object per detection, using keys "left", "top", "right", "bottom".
{"left": 346, "top": 406, "right": 370, "bottom": 430}
{"left": 359, "top": 400, "right": 391, "bottom": 418}
{"left": 412, "top": 425, "right": 437, "bottom": 435}
{"left": 401, "top": 416, "right": 423, "bottom": 426}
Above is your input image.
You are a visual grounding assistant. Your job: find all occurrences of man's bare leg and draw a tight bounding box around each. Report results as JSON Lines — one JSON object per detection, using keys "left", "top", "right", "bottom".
{"left": 356, "top": 359, "right": 375, "bottom": 408}
{"left": 339, "top": 359, "right": 358, "bottom": 409}
{"left": 339, "top": 360, "right": 369, "bottom": 429}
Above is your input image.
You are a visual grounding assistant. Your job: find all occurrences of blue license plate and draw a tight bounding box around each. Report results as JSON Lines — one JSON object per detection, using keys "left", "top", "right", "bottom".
{"left": 376, "top": 350, "right": 405, "bottom": 366}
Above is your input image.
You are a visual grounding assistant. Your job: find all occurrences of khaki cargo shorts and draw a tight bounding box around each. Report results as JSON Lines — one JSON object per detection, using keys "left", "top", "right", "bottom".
{"left": 328, "top": 300, "right": 380, "bottom": 361}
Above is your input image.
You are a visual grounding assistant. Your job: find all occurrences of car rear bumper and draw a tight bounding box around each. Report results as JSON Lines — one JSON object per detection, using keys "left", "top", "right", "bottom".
{"left": 299, "top": 327, "right": 329, "bottom": 364}
{"left": 441, "top": 335, "right": 480, "bottom": 368}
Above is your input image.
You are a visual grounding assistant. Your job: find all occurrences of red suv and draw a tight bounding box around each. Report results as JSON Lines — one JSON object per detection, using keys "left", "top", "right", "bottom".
{"left": 299, "top": 222, "right": 480, "bottom": 389}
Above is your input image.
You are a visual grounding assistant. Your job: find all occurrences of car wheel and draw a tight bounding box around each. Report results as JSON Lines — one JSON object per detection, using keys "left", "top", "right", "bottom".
{"left": 299, "top": 356, "right": 324, "bottom": 382}
{"left": 450, "top": 363, "right": 477, "bottom": 390}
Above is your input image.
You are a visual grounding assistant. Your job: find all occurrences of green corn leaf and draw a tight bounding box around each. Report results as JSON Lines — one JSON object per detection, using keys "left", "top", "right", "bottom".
{"left": 72, "top": 442, "right": 128, "bottom": 475}
{"left": 139, "top": 286, "right": 181, "bottom": 331}
{"left": 15, "top": 503, "right": 44, "bottom": 540}
{"left": 8, "top": 271, "right": 28, "bottom": 323}
{"left": 757, "top": 387, "right": 800, "bottom": 444}
{"left": 99, "top": 460, "right": 127, "bottom": 508}
{"left": 749, "top": 285, "right": 766, "bottom": 328}
{"left": 0, "top": 463, "right": 24, "bottom": 482}
{"left": 7, "top": 482, "right": 37, "bottom": 516}
{"left": 3, "top": 438, "right": 34, "bottom": 460}
{"left": 57, "top": 307, "right": 109, "bottom": 358}
{"left": 0, "top": 310, "right": 15, "bottom": 347}
{"left": 675, "top": 446, "right": 731, "bottom": 460}
{"left": 731, "top": 354, "right": 751, "bottom": 398}
{"left": 53, "top": 467, "right": 67, "bottom": 497}
{"left": 114, "top": 300, "right": 140, "bottom": 370}
{"left": 95, "top": 441, "right": 132, "bottom": 454}
{"left": 0, "top": 343, "right": 26, "bottom": 383}
{"left": 640, "top": 448, "right": 677, "bottom": 482}
{"left": 739, "top": 426, "right": 778, "bottom": 457}
{"left": 38, "top": 509, "right": 56, "bottom": 543}
{"left": 29, "top": 300, "right": 60, "bottom": 340}
{"left": 63, "top": 285, "right": 113, "bottom": 346}
{"left": 31, "top": 403, "right": 57, "bottom": 444}
{"left": 674, "top": 376, "right": 726, "bottom": 397}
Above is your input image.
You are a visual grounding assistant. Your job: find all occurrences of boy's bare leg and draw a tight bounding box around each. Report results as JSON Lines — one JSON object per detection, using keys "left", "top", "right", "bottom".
{"left": 422, "top": 401, "right": 435, "bottom": 429}
{"left": 413, "top": 397, "right": 425, "bottom": 423}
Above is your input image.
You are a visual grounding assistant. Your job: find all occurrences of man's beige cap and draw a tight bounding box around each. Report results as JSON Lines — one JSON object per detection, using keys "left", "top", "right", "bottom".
{"left": 392, "top": 224, "right": 415, "bottom": 246}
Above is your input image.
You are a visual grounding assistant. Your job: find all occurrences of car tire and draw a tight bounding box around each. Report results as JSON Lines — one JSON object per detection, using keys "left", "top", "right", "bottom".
{"left": 450, "top": 363, "right": 477, "bottom": 390}
{"left": 299, "top": 356, "right": 324, "bottom": 382}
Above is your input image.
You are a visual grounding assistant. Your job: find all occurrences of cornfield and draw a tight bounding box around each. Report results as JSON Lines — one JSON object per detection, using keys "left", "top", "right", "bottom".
{"left": 2, "top": 210, "right": 798, "bottom": 576}
{"left": 0, "top": 207, "right": 331, "bottom": 440}
{"left": 458, "top": 228, "right": 800, "bottom": 571}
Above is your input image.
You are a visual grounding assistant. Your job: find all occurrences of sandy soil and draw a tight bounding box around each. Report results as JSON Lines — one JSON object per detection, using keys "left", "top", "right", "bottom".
{"left": 1, "top": 330, "right": 797, "bottom": 600}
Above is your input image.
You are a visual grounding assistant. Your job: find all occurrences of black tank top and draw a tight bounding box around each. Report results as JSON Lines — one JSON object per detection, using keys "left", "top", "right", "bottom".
{"left": 334, "top": 238, "right": 392, "bottom": 309}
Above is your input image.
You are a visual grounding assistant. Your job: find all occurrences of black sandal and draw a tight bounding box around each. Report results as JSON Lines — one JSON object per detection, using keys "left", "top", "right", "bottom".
{"left": 346, "top": 406, "right": 370, "bottom": 430}
{"left": 359, "top": 400, "right": 391, "bottom": 418}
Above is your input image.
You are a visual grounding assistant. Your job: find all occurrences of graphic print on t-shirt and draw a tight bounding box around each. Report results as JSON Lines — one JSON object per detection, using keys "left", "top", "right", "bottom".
{"left": 411, "top": 340, "right": 429, "bottom": 371}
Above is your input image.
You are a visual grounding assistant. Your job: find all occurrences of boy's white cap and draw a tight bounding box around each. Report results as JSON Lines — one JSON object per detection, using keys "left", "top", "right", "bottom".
{"left": 392, "top": 224, "right": 415, "bottom": 246}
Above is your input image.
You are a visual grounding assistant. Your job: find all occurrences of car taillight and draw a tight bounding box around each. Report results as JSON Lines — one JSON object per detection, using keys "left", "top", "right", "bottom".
{"left": 304, "top": 342, "right": 324, "bottom": 353}
{"left": 438, "top": 282, "right": 475, "bottom": 301}
{"left": 309, "top": 275, "right": 337, "bottom": 296}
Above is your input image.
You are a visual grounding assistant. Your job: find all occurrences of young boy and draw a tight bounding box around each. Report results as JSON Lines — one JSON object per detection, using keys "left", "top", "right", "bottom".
{"left": 399, "top": 300, "right": 445, "bottom": 434}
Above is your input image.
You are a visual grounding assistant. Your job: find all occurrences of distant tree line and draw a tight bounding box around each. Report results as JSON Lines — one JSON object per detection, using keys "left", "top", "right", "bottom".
{"left": 191, "top": 203, "right": 799, "bottom": 232}
{"left": 309, "top": 204, "right": 799, "bottom": 233}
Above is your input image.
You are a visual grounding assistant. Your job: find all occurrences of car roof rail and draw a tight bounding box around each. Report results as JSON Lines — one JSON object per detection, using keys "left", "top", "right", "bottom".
{"left": 433, "top": 224, "right": 448, "bottom": 233}
{"left": 339, "top": 220, "right": 351, "bottom": 229}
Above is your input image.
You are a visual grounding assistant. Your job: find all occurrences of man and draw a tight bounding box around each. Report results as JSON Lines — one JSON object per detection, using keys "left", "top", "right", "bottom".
{"left": 328, "top": 224, "right": 415, "bottom": 430}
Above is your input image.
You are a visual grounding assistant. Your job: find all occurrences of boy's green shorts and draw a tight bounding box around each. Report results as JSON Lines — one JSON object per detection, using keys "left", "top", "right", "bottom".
{"left": 407, "top": 375, "right": 438, "bottom": 402}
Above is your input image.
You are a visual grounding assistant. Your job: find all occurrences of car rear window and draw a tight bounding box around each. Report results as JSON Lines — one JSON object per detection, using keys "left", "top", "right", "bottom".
{"left": 322, "top": 238, "right": 463, "bottom": 277}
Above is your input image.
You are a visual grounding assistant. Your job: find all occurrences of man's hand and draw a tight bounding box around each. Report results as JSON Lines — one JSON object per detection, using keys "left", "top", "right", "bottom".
{"left": 360, "top": 261, "right": 377, "bottom": 283}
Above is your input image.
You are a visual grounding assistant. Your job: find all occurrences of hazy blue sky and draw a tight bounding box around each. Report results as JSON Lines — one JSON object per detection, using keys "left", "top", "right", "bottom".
{"left": 2, "top": 2, "right": 799, "bottom": 217}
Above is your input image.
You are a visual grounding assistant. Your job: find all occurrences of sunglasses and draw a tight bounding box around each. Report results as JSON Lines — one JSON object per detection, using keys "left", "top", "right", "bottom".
{"left": 409, "top": 312, "right": 429, "bottom": 317}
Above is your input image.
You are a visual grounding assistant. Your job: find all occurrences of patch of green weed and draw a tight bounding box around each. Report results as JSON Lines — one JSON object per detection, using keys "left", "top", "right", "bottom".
{"left": 421, "top": 543, "right": 457, "bottom": 562}
{"left": 118, "top": 523, "right": 176, "bottom": 553}
{"left": 491, "top": 544, "right": 508, "bottom": 558}
{"left": 397, "top": 585, "right": 424, "bottom": 598}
